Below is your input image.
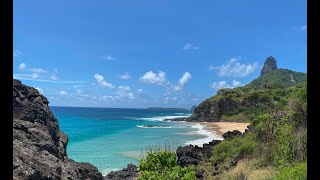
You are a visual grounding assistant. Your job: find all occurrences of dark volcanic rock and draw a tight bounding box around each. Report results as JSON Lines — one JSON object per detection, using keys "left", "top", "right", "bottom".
{"left": 260, "top": 56, "right": 278, "bottom": 76}
{"left": 191, "top": 96, "right": 239, "bottom": 122}
{"left": 105, "top": 164, "right": 138, "bottom": 180}
{"left": 176, "top": 140, "right": 221, "bottom": 167}
{"left": 13, "top": 79, "right": 103, "bottom": 180}
{"left": 222, "top": 130, "right": 243, "bottom": 140}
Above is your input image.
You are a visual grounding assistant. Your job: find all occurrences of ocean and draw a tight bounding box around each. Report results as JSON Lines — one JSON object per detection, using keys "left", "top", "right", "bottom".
{"left": 50, "top": 106, "right": 220, "bottom": 175}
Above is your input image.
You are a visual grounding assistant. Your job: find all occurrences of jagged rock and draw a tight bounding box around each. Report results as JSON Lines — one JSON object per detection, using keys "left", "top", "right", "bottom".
{"left": 13, "top": 79, "right": 103, "bottom": 180}
{"left": 260, "top": 56, "right": 278, "bottom": 76}
{"left": 176, "top": 140, "right": 221, "bottom": 167}
{"left": 105, "top": 164, "right": 138, "bottom": 180}
{"left": 222, "top": 130, "right": 243, "bottom": 140}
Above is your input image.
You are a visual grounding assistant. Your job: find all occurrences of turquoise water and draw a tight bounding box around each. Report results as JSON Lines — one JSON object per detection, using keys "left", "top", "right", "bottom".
{"left": 51, "top": 106, "right": 214, "bottom": 175}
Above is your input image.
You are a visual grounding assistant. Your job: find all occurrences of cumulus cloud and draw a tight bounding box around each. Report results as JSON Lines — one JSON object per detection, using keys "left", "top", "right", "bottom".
{"left": 183, "top": 43, "right": 200, "bottom": 51}
{"left": 139, "top": 70, "right": 167, "bottom": 85}
{"left": 119, "top": 73, "right": 131, "bottom": 80}
{"left": 18, "top": 63, "right": 26, "bottom": 70}
{"left": 138, "top": 89, "right": 143, "bottom": 93}
{"left": 35, "top": 87, "right": 43, "bottom": 94}
{"left": 94, "top": 74, "right": 115, "bottom": 88}
{"left": 60, "top": 91, "right": 67, "bottom": 95}
{"left": 119, "top": 86, "right": 131, "bottom": 91}
{"left": 171, "top": 72, "right": 192, "bottom": 91}
{"left": 101, "top": 55, "right": 116, "bottom": 61}
{"left": 210, "top": 80, "right": 241, "bottom": 90}
{"left": 31, "top": 73, "right": 39, "bottom": 79}
{"left": 210, "top": 58, "right": 258, "bottom": 77}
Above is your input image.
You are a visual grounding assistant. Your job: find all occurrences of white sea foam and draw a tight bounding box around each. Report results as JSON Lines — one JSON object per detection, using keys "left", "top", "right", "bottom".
{"left": 184, "top": 123, "right": 224, "bottom": 147}
{"left": 101, "top": 168, "right": 121, "bottom": 176}
{"left": 136, "top": 125, "right": 171, "bottom": 128}
{"left": 137, "top": 115, "right": 190, "bottom": 121}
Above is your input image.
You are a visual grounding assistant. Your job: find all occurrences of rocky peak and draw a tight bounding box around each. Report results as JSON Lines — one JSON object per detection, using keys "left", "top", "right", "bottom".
{"left": 260, "top": 56, "right": 278, "bottom": 76}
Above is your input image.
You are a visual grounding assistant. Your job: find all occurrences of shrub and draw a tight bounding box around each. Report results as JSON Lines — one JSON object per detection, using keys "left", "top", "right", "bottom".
{"left": 138, "top": 148, "right": 196, "bottom": 180}
{"left": 211, "top": 134, "right": 257, "bottom": 164}
{"left": 275, "top": 162, "right": 307, "bottom": 180}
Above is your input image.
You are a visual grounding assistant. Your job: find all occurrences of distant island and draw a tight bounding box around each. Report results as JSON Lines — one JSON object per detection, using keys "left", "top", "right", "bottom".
{"left": 146, "top": 107, "right": 190, "bottom": 111}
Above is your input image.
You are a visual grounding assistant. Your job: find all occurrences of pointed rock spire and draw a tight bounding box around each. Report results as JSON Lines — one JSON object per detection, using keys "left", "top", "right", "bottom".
{"left": 260, "top": 56, "right": 278, "bottom": 76}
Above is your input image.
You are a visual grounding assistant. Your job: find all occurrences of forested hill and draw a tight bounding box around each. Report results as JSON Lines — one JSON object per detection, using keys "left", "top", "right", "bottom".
{"left": 189, "top": 56, "right": 307, "bottom": 122}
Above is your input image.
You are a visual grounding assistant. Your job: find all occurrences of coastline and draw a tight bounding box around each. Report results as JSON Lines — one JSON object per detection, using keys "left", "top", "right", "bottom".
{"left": 199, "top": 122, "right": 250, "bottom": 138}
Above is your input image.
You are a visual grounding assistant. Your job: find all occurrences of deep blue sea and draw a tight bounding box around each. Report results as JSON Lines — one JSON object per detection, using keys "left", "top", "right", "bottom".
{"left": 50, "top": 106, "right": 218, "bottom": 175}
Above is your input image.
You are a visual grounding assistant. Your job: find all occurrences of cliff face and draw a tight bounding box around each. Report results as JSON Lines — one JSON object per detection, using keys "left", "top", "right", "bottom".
{"left": 13, "top": 79, "right": 103, "bottom": 180}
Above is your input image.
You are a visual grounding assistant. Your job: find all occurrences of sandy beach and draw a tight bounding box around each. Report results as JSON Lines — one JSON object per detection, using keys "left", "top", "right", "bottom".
{"left": 200, "top": 122, "right": 250, "bottom": 138}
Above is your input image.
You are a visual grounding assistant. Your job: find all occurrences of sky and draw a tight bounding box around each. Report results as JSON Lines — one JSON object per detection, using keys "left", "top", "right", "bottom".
{"left": 13, "top": 0, "right": 307, "bottom": 108}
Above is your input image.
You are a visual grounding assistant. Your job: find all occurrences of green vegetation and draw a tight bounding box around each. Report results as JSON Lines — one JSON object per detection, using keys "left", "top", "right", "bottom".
{"left": 138, "top": 147, "right": 196, "bottom": 180}
{"left": 247, "top": 69, "right": 307, "bottom": 89}
{"left": 211, "top": 134, "right": 257, "bottom": 164}
{"left": 275, "top": 162, "right": 307, "bottom": 180}
{"left": 194, "top": 84, "right": 307, "bottom": 179}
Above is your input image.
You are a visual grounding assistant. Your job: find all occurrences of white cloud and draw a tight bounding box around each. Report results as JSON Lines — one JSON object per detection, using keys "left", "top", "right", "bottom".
{"left": 138, "top": 89, "right": 143, "bottom": 93}
{"left": 179, "top": 72, "right": 192, "bottom": 86}
{"left": 119, "top": 86, "right": 131, "bottom": 91}
{"left": 35, "top": 87, "right": 43, "bottom": 94}
{"left": 139, "top": 70, "right": 167, "bottom": 85}
{"left": 232, "top": 80, "right": 241, "bottom": 87}
{"left": 18, "top": 63, "right": 26, "bottom": 70}
{"left": 50, "top": 74, "right": 58, "bottom": 80}
{"left": 210, "top": 80, "right": 242, "bottom": 90}
{"left": 171, "top": 72, "right": 192, "bottom": 91}
{"left": 60, "top": 91, "right": 67, "bottom": 95}
{"left": 94, "top": 74, "right": 115, "bottom": 88}
{"left": 13, "top": 49, "right": 23, "bottom": 57}
{"left": 30, "top": 68, "right": 47, "bottom": 73}
{"left": 76, "top": 89, "right": 89, "bottom": 97}
{"left": 210, "top": 58, "right": 258, "bottom": 77}
{"left": 31, "top": 73, "right": 39, "bottom": 79}
{"left": 183, "top": 43, "right": 200, "bottom": 51}
{"left": 119, "top": 73, "right": 131, "bottom": 80}
{"left": 101, "top": 55, "right": 116, "bottom": 61}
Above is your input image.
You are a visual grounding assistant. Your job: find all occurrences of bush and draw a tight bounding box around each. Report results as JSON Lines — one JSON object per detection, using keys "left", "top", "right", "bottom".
{"left": 275, "top": 162, "right": 307, "bottom": 180}
{"left": 211, "top": 134, "right": 257, "bottom": 164}
{"left": 138, "top": 149, "right": 196, "bottom": 180}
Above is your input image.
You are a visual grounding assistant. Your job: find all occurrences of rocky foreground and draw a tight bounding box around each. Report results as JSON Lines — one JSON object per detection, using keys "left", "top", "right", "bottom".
{"left": 13, "top": 79, "right": 103, "bottom": 179}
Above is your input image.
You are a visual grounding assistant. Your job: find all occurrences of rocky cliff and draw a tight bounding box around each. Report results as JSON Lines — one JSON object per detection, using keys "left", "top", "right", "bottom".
{"left": 13, "top": 79, "right": 103, "bottom": 180}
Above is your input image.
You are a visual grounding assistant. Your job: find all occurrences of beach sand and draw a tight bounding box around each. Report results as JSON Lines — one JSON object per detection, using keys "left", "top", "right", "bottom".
{"left": 200, "top": 122, "right": 250, "bottom": 138}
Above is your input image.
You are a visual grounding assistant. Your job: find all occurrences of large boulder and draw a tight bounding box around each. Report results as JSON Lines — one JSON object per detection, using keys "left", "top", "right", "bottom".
{"left": 13, "top": 79, "right": 103, "bottom": 180}
{"left": 105, "top": 164, "right": 138, "bottom": 180}
{"left": 176, "top": 140, "right": 221, "bottom": 167}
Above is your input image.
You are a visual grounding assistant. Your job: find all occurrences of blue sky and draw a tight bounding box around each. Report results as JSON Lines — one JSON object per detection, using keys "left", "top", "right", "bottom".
{"left": 13, "top": 0, "right": 307, "bottom": 108}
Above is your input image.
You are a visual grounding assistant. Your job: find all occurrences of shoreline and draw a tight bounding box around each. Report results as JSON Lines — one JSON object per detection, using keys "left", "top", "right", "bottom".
{"left": 199, "top": 122, "right": 250, "bottom": 138}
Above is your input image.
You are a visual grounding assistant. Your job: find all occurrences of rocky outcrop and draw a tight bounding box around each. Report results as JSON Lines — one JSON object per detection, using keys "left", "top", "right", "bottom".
{"left": 176, "top": 140, "right": 222, "bottom": 167}
{"left": 191, "top": 96, "right": 239, "bottom": 122}
{"left": 222, "top": 130, "right": 242, "bottom": 140}
{"left": 105, "top": 164, "right": 138, "bottom": 180}
{"left": 260, "top": 56, "right": 278, "bottom": 76}
{"left": 13, "top": 79, "right": 103, "bottom": 180}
